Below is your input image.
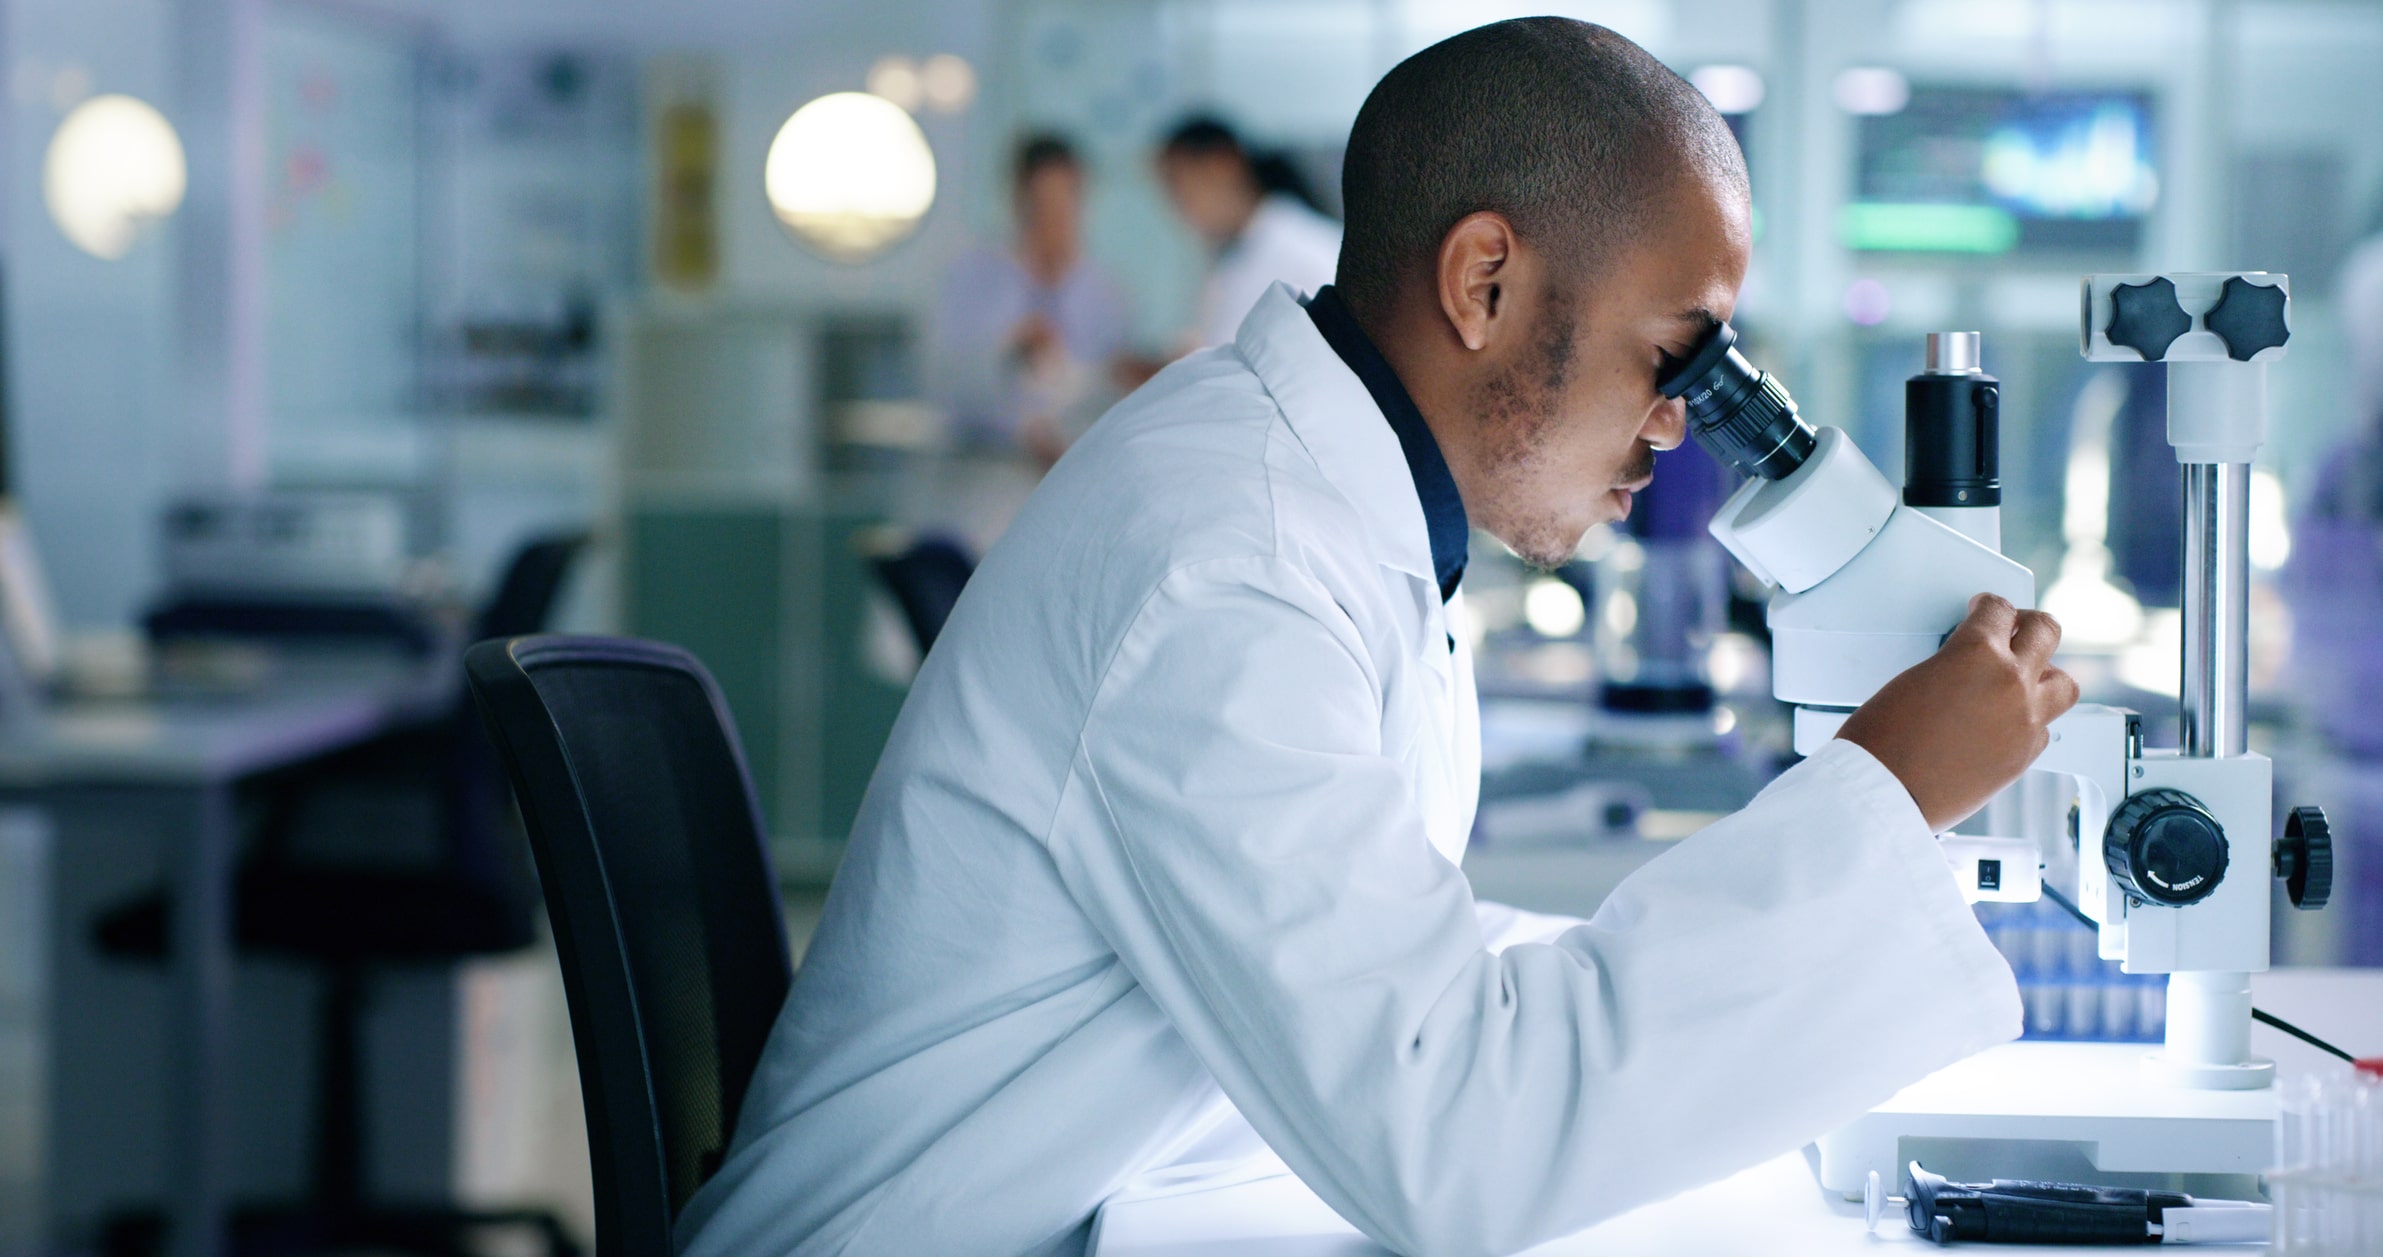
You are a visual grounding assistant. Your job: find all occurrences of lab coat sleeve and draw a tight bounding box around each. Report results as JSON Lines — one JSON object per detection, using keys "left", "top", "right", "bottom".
{"left": 1050, "top": 556, "right": 2020, "bottom": 1257}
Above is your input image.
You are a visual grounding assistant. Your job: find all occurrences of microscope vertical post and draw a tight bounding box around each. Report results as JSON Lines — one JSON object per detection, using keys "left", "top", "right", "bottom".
{"left": 2168, "top": 460, "right": 2257, "bottom": 1075}
{"left": 2082, "top": 273, "right": 2291, "bottom": 1087}
{"left": 2180, "top": 459, "right": 2253, "bottom": 760}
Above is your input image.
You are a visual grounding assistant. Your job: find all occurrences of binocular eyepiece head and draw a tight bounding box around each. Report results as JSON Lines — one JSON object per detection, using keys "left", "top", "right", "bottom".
{"left": 1656, "top": 321, "right": 1816, "bottom": 481}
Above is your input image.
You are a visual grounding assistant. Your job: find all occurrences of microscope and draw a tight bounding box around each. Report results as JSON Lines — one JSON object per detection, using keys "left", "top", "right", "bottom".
{"left": 1658, "top": 273, "right": 2332, "bottom": 1195}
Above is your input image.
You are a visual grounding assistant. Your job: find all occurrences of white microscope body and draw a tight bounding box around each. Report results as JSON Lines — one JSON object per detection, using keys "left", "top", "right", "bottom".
{"left": 1684, "top": 275, "right": 2325, "bottom": 1195}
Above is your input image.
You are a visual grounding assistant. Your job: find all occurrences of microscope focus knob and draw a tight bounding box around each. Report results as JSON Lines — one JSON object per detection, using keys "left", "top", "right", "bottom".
{"left": 2275, "top": 805, "right": 2333, "bottom": 911}
{"left": 2105, "top": 788, "right": 2228, "bottom": 907}
{"left": 2105, "top": 277, "right": 2194, "bottom": 361}
{"left": 2202, "top": 276, "right": 2291, "bottom": 361}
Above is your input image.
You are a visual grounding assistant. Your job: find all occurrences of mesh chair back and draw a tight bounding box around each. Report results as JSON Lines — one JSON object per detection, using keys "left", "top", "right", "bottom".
{"left": 870, "top": 534, "right": 976, "bottom": 654}
{"left": 475, "top": 533, "right": 591, "bottom": 641}
{"left": 448, "top": 533, "right": 590, "bottom": 901}
{"left": 465, "top": 635, "right": 792, "bottom": 1256}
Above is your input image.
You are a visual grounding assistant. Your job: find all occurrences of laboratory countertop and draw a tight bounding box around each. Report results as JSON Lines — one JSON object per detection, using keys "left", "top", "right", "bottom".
{"left": 1089, "top": 968, "right": 2383, "bottom": 1256}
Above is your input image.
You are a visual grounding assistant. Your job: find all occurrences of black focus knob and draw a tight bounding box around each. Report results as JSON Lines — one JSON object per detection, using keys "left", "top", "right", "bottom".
{"left": 2203, "top": 276, "right": 2291, "bottom": 361}
{"left": 2105, "top": 788, "right": 2228, "bottom": 906}
{"left": 2275, "top": 805, "right": 2333, "bottom": 911}
{"left": 2105, "top": 277, "right": 2193, "bottom": 361}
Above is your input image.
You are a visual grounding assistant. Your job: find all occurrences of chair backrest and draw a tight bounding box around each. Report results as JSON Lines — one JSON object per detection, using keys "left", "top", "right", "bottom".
{"left": 465, "top": 634, "right": 793, "bottom": 1255}
{"left": 448, "top": 532, "right": 591, "bottom": 896}
{"left": 869, "top": 534, "right": 976, "bottom": 655}
{"left": 475, "top": 532, "right": 592, "bottom": 642}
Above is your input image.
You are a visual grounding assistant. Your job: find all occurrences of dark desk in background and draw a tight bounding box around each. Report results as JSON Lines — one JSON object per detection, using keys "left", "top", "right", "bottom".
{"left": 0, "top": 650, "right": 455, "bottom": 1257}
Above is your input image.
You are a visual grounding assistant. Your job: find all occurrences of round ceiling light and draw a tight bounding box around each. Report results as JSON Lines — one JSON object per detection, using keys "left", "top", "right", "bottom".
{"left": 1689, "top": 64, "right": 1764, "bottom": 115}
{"left": 866, "top": 56, "right": 924, "bottom": 112}
{"left": 44, "top": 93, "right": 187, "bottom": 260}
{"left": 919, "top": 54, "right": 977, "bottom": 114}
{"left": 764, "top": 91, "right": 936, "bottom": 263}
{"left": 1832, "top": 67, "right": 1911, "bottom": 117}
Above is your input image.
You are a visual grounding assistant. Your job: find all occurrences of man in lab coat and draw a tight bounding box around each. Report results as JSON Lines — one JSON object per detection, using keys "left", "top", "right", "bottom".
{"left": 679, "top": 19, "right": 2069, "bottom": 1257}
{"left": 925, "top": 133, "right": 1136, "bottom": 550}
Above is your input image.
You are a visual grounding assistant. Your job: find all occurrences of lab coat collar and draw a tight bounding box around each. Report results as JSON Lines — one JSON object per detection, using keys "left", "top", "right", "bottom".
{"left": 1304, "top": 286, "right": 1469, "bottom": 601}
{"left": 1234, "top": 283, "right": 1436, "bottom": 587}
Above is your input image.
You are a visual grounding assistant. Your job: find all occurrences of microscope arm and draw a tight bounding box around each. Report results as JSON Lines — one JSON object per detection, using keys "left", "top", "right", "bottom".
{"left": 1710, "top": 425, "right": 2035, "bottom": 741}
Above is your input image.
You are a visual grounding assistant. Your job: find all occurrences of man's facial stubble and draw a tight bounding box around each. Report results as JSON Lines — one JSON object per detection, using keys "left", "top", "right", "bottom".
{"left": 1466, "top": 287, "right": 1646, "bottom": 570}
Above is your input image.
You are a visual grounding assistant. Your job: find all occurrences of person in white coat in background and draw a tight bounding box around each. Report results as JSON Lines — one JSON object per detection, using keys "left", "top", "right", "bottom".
{"left": 1158, "top": 114, "right": 1345, "bottom": 349}
{"left": 678, "top": 19, "right": 2072, "bottom": 1257}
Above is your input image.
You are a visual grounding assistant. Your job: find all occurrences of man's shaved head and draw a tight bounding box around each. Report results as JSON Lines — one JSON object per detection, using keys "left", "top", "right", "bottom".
{"left": 1325, "top": 17, "right": 1753, "bottom": 570}
{"left": 1335, "top": 18, "right": 1747, "bottom": 317}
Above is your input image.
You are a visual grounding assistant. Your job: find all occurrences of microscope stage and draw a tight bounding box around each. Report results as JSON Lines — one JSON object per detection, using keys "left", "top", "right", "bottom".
{"left": 1814, "top": 1041, "right": 2276, "bottom": 1200}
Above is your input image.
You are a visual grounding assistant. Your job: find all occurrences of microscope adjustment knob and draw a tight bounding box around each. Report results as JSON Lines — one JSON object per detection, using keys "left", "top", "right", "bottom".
{"left": 2275, "top": 805, "right": 2333, "bottom": 911}
{"left": 2202, "top": 276, "right": 2291, "bottom": 361}
{"left": 2105, "top": 277, "right": 2193, "bottom": 361}
{"left": 2104, "top": 788, "right": 2228, "bottom": 907}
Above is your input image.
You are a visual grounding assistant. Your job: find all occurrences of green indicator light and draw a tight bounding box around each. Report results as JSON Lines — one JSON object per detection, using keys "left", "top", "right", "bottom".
{"left": 1839, "top": 203, "right": 2020, "bottom": 254}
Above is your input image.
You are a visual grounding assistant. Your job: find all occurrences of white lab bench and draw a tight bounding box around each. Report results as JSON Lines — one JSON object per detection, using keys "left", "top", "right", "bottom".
{"left": 1088, "top": 969, "right": 2383, "bottom": 1255}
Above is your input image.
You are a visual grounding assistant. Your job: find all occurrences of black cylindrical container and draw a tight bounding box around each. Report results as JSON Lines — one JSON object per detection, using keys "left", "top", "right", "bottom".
{"left": 1903, "top": 331, "right": 2000, "bottom": 508}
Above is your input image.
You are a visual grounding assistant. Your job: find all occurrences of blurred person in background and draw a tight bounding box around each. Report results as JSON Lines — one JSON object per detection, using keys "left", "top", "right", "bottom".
{"left": 2284, "top": 232, "right": 2383, "bottom": 758}
{"left": 1157, "top": 114, "right": 1343, "bottom": 349}
{"left": 2279, "top": 229, "right": 2383, "bottom": 962}
{"left": 927, "top": 133, "right": 1136, "bottom": 549}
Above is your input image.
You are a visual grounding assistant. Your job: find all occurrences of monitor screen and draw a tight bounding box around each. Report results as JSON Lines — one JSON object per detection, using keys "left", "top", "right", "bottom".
{"left": 1848, "top": 87, "right": 2157, "bottom": 255}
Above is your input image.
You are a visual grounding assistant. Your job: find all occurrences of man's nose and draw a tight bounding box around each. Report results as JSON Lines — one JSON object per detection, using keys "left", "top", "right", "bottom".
{"left": 1644, "top": 396, "right": 1688, "bottom": 452}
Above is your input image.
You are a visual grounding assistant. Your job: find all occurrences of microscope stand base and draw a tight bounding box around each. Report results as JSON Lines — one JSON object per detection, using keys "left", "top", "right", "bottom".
{"left": 1814, "top": 1041, "right": 2276, "bottom": 1201}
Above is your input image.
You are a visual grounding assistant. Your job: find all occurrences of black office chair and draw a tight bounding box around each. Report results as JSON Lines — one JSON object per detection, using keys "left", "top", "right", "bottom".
{"left": 463, "top": 635, "right": 792, "bottom": 1257}
{"left": 94, "top": 533, "right": 591, "bottom": 1257}
{"left": 868, "top": 533, "right": 976, "bottom": 655}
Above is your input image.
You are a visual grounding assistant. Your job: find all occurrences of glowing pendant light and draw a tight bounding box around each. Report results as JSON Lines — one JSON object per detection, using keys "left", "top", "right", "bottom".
{"left": 44, "top": 93, "right": 187, "bottom": 260}
{"left": 763, "top": 91, "right": 936, "bottom": 262}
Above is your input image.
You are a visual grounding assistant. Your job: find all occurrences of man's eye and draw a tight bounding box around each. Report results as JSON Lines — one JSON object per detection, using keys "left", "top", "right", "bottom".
{"left": 1655, "top": 348, "right": 1686, "bottom": 385}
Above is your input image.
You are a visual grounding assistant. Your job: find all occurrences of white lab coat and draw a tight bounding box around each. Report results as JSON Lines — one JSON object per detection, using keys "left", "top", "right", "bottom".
{"left": 675, "top": 284, "right": 2021, "bottom": 1257}
{"left": 1193, "top": 194, "right": 1343, "bottom": 348}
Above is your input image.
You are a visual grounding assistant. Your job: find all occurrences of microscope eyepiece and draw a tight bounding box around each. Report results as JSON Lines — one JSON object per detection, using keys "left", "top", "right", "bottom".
{"left": 1656, "top": 321, "right": 1816, "bottom": 481}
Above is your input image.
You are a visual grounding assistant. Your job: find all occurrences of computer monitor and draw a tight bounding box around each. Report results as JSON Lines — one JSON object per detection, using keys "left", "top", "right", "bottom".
{"left": 1847, "top": 86, "right": 2158, "bottom": 256}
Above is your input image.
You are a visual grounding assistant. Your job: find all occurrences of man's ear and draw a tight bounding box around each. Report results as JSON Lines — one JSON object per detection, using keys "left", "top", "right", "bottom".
{"left": 1436, "top": 211, "right": 1518, "bottom": 353}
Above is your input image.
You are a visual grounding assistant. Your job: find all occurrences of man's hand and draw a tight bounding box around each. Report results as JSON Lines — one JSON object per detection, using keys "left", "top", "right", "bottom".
{"left": 1019, "top": 414, "right": 1070, "bottom": 469}
{"left": 1009, "top": 313, "right": 1062, "bottom": 370}
{"left": 1837, "top": 593, "right": 2082, "bottom": 833}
